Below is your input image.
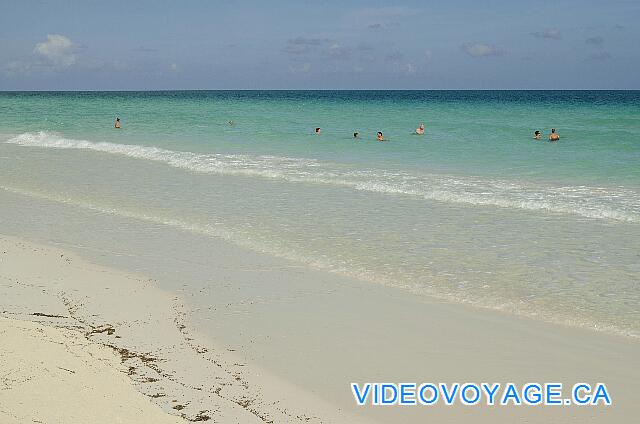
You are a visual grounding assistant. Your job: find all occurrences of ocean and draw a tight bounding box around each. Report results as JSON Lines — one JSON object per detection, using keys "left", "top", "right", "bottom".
{"left": 1, "top": 90, "right": 638, "bottom": 337}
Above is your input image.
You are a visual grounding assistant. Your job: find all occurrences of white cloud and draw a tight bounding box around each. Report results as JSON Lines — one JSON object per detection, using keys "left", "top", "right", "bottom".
{"left": 531, "top": 29, "right": 562, "bottom": 40}
{"left": 461, "top": 43, "right": 504, "bottom": 57}
{"left": 34, "top": 34, "right": 76, "bottom": 67}
{"left": 323, "top": 43, "right": 350, "bottom": 60}
{"left": 2, "top": 61, "right": 33, "bottom": 76}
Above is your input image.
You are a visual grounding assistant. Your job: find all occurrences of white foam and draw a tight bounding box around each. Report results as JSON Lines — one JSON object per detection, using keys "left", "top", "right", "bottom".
{"left": 2, "top": 183, "right": 637, "bottom": 339}
{"left": 7, "top": 131, "right": 640, "bottom": 223}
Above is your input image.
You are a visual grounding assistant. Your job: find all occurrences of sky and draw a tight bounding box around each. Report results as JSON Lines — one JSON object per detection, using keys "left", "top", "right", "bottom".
{"left": 0, "top": 0, "right": 638, "bottom": 90}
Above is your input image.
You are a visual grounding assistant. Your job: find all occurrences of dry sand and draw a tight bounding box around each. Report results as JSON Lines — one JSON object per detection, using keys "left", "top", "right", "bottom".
{"left": 0, "top": 317, "right": 182, "bottom": 424}
{"left": 1, "top": 233, "right": 639, "bottom": 423}
{"left": 0, "top": 235, "right": 368, "bottom": 424}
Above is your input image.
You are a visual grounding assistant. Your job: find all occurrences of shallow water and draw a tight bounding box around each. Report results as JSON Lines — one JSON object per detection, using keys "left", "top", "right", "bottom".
{"left": 1, "top": 90, "right": 639, "bottom": 337}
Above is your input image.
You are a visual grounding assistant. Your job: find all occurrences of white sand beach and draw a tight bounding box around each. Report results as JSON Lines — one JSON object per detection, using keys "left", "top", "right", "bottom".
{"left": 2, "top": 1, "right": 639, "bottom": 421}
{"left": 0, "top": 317, "right": 183, "bottom": 424}
{"left": 1, "top": 230, "right": 638, "bottom": 423}
{"left": 0, "top": 235, "right": 370, "bottom": 423}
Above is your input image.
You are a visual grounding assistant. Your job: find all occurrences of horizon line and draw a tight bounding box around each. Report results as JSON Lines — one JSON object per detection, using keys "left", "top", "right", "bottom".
{"left": 1, "top": 88, "right": 639, "bottom": 92}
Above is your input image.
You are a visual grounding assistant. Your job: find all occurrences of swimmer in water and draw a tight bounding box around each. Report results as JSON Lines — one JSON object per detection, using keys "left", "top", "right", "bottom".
{"left": 549, "top": 128, "right": 560, "bottom": 141}
{"left": 415, "top": 123, "right": 425, "bottom": 135}
{"left": 228, "top": 120, "right": 235, "bottom": 126}
{"left": 315, "top": 127, "right": 321, "bottom": 134}
{"left": 377, "top": 131, "right": 384, "bottom": 142}
{"left": 353, "top": 132, "right": 359, "bottom": 138}
{"left": 114, "top": 118, "right": 121, "bottom": 129}
{"left": 534, "top": 130, "right": 541, "bottom": 140}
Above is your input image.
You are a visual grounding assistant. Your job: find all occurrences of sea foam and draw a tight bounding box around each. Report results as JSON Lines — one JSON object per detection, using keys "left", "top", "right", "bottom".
{"left": 7, "top": 131, "right": 640, "bottom": 223}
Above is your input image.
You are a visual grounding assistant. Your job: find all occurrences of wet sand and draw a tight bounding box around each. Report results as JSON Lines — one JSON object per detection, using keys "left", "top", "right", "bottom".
{"left": 1, "top": 232, "right": 638, "bottom": 423}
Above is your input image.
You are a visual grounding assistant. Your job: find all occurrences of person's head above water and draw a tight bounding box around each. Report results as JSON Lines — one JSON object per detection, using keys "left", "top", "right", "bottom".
{"left": 315, "top": 127, "right": 320, "bottom": 133}
{"left": 116, "top": 118, "right": 120, "bottom": 121}
{"left": 353, "top": 132, "right": 359, "bottom": 138}
{"left": 551, "top": 128, "right": 556, "bottom": 133}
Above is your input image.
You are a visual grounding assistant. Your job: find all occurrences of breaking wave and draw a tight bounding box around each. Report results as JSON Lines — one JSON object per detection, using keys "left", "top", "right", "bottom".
{"left": 7, "top": 131, "right": 640, "bottom": 223}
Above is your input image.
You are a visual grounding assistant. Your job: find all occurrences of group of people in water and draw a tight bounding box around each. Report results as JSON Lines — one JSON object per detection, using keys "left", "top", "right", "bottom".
{"left": 535, "top": 128, "right": 560, "bottom": 141}
{"left": 315, "top": 123, "right": 426, "bottom": 142}
{"left": 115, "top": 117, "right": 559, "bottom": 143}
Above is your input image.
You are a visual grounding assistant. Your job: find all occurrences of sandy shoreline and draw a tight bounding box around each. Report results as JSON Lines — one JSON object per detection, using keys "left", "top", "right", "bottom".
{"left": 0, "top": 317, "right": 183, "bottom": 424}
{"left": 0, "top": 235, "right": 367, "bottom": 423}
{"left": 1, "top": 227, "right": 639, "bottom": 423}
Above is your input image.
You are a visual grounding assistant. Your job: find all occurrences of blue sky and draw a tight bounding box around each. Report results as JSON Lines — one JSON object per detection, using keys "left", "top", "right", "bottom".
{"left": 1, "top": 0, "right": 638, "bottom": 90}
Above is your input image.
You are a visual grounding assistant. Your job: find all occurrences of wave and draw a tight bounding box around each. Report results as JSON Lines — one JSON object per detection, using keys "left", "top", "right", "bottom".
{"left": 7, "top": 131, "right": 640, "bottom": 223}
{"left": 0, "top": 183, "right": 390, "bottom": 289}
{"left": 2, "top": 183, "right": 637, "bottom": 339}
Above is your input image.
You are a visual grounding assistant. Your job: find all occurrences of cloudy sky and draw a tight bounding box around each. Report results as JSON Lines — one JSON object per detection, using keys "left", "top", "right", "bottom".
{"left": 1, "top": 0, "right": 638, "bottom": 90}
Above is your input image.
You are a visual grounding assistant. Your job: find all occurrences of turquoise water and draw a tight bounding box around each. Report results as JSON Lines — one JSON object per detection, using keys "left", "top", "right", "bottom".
{"left": 1, "top": 91, "right": 639, "bottom": 337}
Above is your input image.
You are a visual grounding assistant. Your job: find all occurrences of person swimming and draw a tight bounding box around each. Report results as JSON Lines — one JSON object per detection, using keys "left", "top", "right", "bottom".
{"left": 377, "top": 131, "right": 384, "bottom": 142}
{"left": 415, "top": 123, "right": 425, "bottom": 135}
{"left": 534, "top": 130, "right": 541, "bottom": 140}
{"left": 315, "top": 127, "right": 321, "bottom": 134}
{"left": 114, "top": 118, "right": 121, "bottom": 129}
{"left": 353, "top": 132, "right": 359, "bottom": 138}
{"left": 549, "top": 128, "right": 560, "bottom": 141}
